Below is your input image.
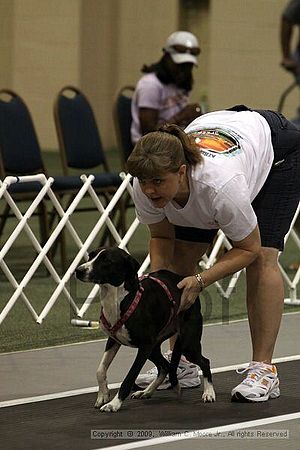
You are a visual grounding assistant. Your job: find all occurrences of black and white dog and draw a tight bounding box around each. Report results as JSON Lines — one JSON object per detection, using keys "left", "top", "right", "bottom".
{"left": 75, "top": 247, "right": 215, "bottom": 412}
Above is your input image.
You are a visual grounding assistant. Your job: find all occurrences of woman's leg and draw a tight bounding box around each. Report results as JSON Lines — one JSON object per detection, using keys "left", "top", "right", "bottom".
{"left": 231, "top": 246, "right": 283, "bottom": 402}
{"left": 168, "top": 240, "right": 209, "bottom": 350}
{"left": 246, "top": 247, "right": 284, "bottom": 363}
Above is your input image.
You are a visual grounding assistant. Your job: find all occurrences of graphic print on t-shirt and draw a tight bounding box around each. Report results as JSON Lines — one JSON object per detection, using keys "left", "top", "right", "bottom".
{"left": 190, "top": 129, "right": 242, "bottom": 158}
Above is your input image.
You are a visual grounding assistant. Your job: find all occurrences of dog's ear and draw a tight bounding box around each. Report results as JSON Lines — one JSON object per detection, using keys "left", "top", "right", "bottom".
{"left": 125, "top": 253, "right": 140, "bottom": 277}
{"left": 123, "top": 253, "right": 140, "bottom": 291}
{"left": 88, "top": 247, "right": 105, "bottom": 260}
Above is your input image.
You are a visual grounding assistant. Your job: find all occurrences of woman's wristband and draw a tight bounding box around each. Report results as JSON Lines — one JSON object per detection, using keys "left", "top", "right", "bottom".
{"left": 195, "top": 273, "right": 205, "bottom": 290}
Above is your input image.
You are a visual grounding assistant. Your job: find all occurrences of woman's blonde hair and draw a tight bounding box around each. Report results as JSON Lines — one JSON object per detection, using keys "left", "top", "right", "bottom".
{"left": 126, "top": 124, "right": 203, "bottom": 179}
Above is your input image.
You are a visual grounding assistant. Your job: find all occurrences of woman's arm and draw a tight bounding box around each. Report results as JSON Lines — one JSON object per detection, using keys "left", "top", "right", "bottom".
{"left": 148, "top": 218, "right": 175, "bottom": 271}
{"left": 199, "top": 225, "right": 261, "bottom": 286}
{"left": 139, "top": 108, "right": 159, "bottom": 135}
{"left": 177, "top": 225, "right": 261, "bottom": 309}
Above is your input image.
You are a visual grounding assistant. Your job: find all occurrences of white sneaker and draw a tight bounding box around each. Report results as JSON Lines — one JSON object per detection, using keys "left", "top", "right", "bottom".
{"left": 135, "top": 351, "right": 201, "bottom": 390}
{"left": 231, "top": 362, "right": 280, "bottom": 402}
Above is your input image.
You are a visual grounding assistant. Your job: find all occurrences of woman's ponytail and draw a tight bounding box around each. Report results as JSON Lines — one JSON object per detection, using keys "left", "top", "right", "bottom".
{"left": 127, "top": 123, "right": 203, "bottom": 179}
{"left": 158, "top": 123, "right": 202, "bottom": 166}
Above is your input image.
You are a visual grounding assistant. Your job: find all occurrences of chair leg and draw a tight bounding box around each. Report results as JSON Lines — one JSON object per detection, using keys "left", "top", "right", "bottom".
{"left": 0, "top": 203, "right": 11, "bottom": 238}
{"left": 118, "top": 196, "right": 127, "bottom": 235}
{"left": 59, "top": 227, "right": 67, "bottom": 273}
{"left": 114, "top": 195, "right": 130, "bottom": 237}
{"left": 37, "top": 200, "right": 51, "bottom": 276}
{"left": 49, "top": 192, "right": 72, "bottom": 273}
{"left": 38, "top": 200, "right": 49, "bottom": 246}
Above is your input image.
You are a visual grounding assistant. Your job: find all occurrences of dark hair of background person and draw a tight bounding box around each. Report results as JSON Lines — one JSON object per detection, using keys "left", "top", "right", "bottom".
{"left": 141, "top": 54, "right": 193, "bottom": 91}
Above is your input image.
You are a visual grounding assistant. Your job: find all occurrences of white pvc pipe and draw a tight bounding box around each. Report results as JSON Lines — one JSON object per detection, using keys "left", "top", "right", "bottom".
{"left": 77, "top": 284, "right": 101, "bottom": 317}
{"left": 205, "top": 231, "right": 225, "bottom": 267}
{"left": 77, "top": 178, "right": 142, "bottom": 317}
{"left": 289, "top": 228, "right": 300, "bottom": 249}
{"left": 279, "top": 264, "right": 293, "bottom": 287}
{"left": 2, "top": 172, "right": 299, "bottom": 324}
{"left": 285, "top": 202, "right": 300, "bottom": 243}
{"left": 223, "top": 270, "right": 242, "bottom": 299}
{"left": 2, "top": 176, "right": 95, "bottom": 322}
{"left": 0, "top": 259, "right": 39, "bottom": 322}
{"left": 138, "top": 254, "right": 151, "bottom": 275}
{"left": 119, "top": 217, "right": 140, "bottom": 249}
{"left": 4, "top": 174, "right": 48, "bottom": 185}
{"left": 0, "top": 181, "right": 7, "bottom": 200}
{"left": 80, "top": 174, "right": 129, "bottom": 251}
{"left": 77, "top": 175, "right": 136, "bottom": 317}
{"left": 0, "top": 177, "right": 81, "bottom": 323}
{"left": 0, "top": 177, "right": 54, "bottom": 261}
{"left": 291, "top": 266, "right": 300, "bottom": 289}
{"left": 37, "top": 174, "right": 133, "bottom": 323}
{"left": 45, "top": 186, "right": 88, "bottom": 260}
{"left": 78, "top": 220, "right": 146, "bottom": 317}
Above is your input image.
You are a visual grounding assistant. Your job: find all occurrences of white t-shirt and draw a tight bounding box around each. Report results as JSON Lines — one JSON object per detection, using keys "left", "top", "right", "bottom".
{"left": 131, "top": 73, "right": 189, "bottom": 144}
{"left": 132, "top": 110, "right": 274, "bottom": 242}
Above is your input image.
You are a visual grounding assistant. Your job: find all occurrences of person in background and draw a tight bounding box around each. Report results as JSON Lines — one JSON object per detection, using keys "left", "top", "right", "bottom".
{"left": 131, "top": 31, "right": 202, "bottom": 145}
{"left": 280, "top": 0, "right": 300, "bottom": 73}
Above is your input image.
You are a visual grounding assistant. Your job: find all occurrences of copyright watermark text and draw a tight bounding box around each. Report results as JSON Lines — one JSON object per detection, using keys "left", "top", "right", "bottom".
{"left": 91, "top": 429, "right": 290, "bottom": 440}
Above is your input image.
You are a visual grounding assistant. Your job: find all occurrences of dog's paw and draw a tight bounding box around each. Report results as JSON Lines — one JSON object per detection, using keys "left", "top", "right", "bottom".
{"left": 100, "top": 403, "right": 119, "bottom": 412}
{"left": 172, "top": 383, "right": 182, "bottom": 399}
{"left": 131, "top": 390, "right": 152, "bottom": 399}
{"left": 99, "top": 395, "right": 122, "bottom": 412}
{"left": 202, "top": 380, "right": 216, "bottom": 403}
{"left": 94, "top": 391, "right": 110, "bottom": 408}
{"left": 202, "top": 387, "right": 216, "bottom": 403}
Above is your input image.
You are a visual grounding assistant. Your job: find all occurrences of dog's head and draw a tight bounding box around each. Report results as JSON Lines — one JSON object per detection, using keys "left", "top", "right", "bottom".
{"left": 75, "top": 247, "right": 140, "bottom": 290}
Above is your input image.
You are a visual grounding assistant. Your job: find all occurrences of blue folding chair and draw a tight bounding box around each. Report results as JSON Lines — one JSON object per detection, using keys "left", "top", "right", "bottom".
{"left": 0, "top": 89, "right": 122, "bottom": 270}
{"left": 53, "top": 85, "right": 126, "bottom": 236}
{"left": 113, "top": 85, "right": 135, "bottom": 170}
{"left": 0, "top": 89, "right": 51, "bottom": 248}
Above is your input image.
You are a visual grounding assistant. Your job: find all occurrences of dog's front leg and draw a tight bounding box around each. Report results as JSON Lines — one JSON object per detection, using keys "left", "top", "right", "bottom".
{"left": 95, "top": 338, "right": 121, "bottom": 409}
{"left": 132, "top": 345, "right": 170, "bottom": 399}
{"left": 100, "top": 347, "right": 151, "bottom": 413}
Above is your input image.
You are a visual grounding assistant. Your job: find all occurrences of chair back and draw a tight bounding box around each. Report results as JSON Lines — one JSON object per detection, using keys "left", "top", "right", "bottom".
{"left": 0, "top": 89, "right": 44, "bottom": 176}
{"left": 113, "top": 86, "right": 134, "bottom": 169}
{"left": 54, "top": 86, "right": 108, "bottom": 174}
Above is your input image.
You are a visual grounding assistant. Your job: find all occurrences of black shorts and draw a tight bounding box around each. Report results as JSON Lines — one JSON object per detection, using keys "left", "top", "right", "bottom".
{"left": 175, "top": 108, "right": 300, "bottom": 250}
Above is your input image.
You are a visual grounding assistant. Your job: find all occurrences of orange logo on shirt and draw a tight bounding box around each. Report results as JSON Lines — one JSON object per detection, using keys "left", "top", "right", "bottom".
{"left": 190, "top": 130, "right": 240, "bottom": 155}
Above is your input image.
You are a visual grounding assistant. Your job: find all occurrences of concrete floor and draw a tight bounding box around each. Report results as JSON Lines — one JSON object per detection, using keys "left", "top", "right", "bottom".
{"left": 0, "top": 312, "right": 299, "bottom": 450}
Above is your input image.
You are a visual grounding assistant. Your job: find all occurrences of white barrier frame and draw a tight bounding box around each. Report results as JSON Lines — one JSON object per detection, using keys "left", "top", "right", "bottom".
{"left": 0, "top": 174, "right": 91, "bottom": 323}
{"left": 36, "top": 173, "right": 147, "bottom": 323}
{"left": 279, "top": 202, "right": 300, "bottom": 305}
{"left": 0, "top": 173, "right": 299, "bottom": 325}
{"left": 0, "top": 174, "right": 139, "bottom": 324}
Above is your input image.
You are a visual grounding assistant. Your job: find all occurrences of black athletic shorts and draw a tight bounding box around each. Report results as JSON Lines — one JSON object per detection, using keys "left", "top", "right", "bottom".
{"left": 175, "top": 106, "right": 300, "bottom": 250}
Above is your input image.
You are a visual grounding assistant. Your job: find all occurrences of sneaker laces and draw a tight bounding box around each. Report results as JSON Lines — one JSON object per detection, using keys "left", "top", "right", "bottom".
{"left": 145, "top": 351, "right": 196, "bottom": 375}
{"left": 144, "top": 352, "right": 171, "bottom": 375}
{"left": 236, "top": 362, "right": 273, "bottom": 387}
{"left": 145, "top": 366, "right": 159, "bottom": 375}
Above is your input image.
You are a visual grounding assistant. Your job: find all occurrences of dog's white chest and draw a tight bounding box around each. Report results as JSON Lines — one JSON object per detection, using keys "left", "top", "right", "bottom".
{"left": 99, "top": 322, "right": 133, "bottom": 346}
{"left": 100, "top": 284, "right": 134, "bottom": 347}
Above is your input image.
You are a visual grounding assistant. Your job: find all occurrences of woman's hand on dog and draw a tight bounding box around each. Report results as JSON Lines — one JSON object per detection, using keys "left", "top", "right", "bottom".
{"left": 177, "top": 276, "right": 202, "bottom": 312}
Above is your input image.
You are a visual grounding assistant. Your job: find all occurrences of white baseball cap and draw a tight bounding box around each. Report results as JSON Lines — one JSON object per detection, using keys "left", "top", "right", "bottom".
{"left": 164, "top": 31, "right": 200, "bottom": 65}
